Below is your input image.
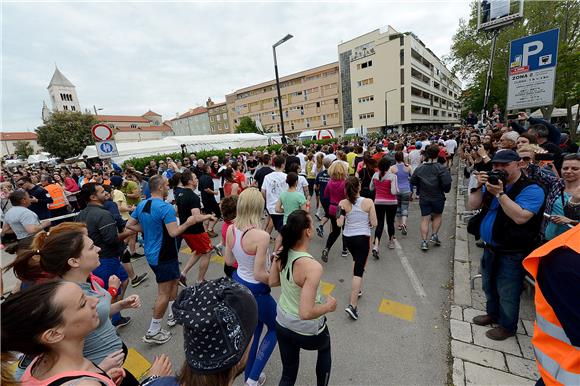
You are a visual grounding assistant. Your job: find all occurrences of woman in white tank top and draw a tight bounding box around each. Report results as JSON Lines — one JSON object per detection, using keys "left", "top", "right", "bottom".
{"left": 336, "top": 177, "right": 378, "bottom": 320}
{"left": 224, "top": 188, "right": 277, "bottom": 386}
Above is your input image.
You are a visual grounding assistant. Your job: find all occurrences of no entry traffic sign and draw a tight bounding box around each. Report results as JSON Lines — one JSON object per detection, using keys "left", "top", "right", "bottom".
{"left": 92, "top": 124, "right": 114, "bottom": 141}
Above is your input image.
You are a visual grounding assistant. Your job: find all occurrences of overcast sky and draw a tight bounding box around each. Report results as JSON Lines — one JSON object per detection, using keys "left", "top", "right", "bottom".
{"left": 2, "top": 0, "right": 471, "bottom": 132}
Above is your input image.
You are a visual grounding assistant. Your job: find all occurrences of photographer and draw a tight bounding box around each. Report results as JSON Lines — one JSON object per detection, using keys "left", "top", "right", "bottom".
{"left": 467, "top": 150, "right": 546, "bottom": 340}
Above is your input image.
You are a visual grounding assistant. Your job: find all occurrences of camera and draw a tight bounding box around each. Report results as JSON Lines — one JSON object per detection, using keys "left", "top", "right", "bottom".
{"left": 487, "top": 170, "right": 507, "bottom": 185}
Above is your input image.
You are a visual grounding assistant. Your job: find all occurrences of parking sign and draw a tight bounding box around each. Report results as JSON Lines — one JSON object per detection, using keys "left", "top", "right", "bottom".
{"left": 507, "top": 29, "right": 559, "bottom": 110}
{"left": 96, "top": 140, "right": 118, "bottom": 158}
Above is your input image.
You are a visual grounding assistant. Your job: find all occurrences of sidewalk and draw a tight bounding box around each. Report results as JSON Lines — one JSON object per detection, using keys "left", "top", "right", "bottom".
{"left": 451, "top": 168, "right": 539, "bottom": 386}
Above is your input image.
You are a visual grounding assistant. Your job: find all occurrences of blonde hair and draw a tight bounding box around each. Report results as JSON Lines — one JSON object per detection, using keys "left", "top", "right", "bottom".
{"left": 328, "top": 161, "right": 347, "bottom": 180}
{"left": 518, "top": 144, "right": 546, "bottom": 155}
{"left": 235, "top": 188, "right": 264, "bottom": 230}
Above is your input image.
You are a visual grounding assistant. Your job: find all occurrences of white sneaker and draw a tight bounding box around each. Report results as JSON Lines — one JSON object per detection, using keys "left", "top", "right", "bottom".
{"left": 142, "top": 329, "right": 171, "bottom": 345}
{"left": 167, "top": 316, "right": 177, "bottom": 327}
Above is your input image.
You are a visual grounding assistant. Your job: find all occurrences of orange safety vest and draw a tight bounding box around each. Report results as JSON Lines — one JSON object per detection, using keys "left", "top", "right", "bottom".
{"left": 522, "top": 225, "right": 580, "bottom": 386}
{"left": 45, "top": 183, "right": 67, "bottom": 210}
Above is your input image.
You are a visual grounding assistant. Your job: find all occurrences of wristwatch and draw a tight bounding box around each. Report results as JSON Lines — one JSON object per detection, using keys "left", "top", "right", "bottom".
{"left": 496, "top": 191, "right": 505, "bottom": 199}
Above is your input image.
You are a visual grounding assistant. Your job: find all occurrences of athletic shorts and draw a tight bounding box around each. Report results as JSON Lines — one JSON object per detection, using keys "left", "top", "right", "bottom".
{"left": 270, "top": 214, "right": 284, "bottom": 232}
{"left": 182, "top": 232, "right": 213, "bottom": 255}
{"left": 419, "top": 199, "right": 445, "bottom": 216}
{"left": 149, "top": 259, "right": 180, "bottom": 283}
{"left": 93, "top": 257, "right": 129, "bottom": 288}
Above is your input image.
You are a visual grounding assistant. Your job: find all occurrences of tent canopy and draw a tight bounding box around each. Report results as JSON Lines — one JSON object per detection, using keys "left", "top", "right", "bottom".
{"left": 81, "top": 133, "right": 270, "bottom": 164}
{"left": 530, "top": 104, "right": 579, "bottom": 118}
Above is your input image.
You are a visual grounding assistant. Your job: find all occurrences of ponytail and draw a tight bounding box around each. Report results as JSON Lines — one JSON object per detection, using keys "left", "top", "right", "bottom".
{"left": 278, "top": 210, "right": 311, "bottom": 270}
{"left": 345, "top": 176, "right": 359, "bottom": 204}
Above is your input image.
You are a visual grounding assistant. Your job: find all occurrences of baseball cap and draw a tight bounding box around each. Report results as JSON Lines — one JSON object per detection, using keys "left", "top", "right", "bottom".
{"left": 172, "top": 277, "right": 258, "bottom": 374}
{"left": 491, "top": 149, "right": 521, "bottom": 163}
{"left": 110, "top": 175, "right": 123, "bottom": 188}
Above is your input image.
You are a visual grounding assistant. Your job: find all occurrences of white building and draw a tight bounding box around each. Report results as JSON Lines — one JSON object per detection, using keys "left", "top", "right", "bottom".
{"left": 96, "top": 111, "right": 173, "bottom": 142}
{"left": 338, "top": 26, "right": 462, "bottom": 133}
{"left": 1, "top": 132, "right": 41, "bottom": 156}
{"left": 170, "top": 106, "right": 211, "bottom": 136}
{"left": 46, "top": 66, "right": 81, "bottom": 113}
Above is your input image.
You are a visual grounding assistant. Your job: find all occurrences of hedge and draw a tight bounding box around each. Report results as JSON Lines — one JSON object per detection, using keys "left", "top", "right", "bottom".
{"left": 123, "top": 138, "right": 338, "bottom": 171}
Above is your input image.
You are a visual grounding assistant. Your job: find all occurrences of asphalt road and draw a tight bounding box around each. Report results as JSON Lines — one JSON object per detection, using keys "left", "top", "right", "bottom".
{"left": 115, "top": 176, "right": 457, "bottom": 386}
{"left": 1, "top": 174, "right": 457, "bottom": 386}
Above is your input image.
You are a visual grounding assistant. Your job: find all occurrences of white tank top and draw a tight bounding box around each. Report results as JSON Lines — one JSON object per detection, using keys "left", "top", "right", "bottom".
{"left": 232, "top": 227, "right": 259, "bottom": 284}
{"left": 343, "top": 197, "right": 371, "bottom": 237}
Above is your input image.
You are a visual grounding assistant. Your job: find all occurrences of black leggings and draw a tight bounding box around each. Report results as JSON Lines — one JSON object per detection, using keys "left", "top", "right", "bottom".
{"left": 325, "top": 216, "right": 345, "bottom": 252}
{"left": 344, "top": 235, "right": 370, "bottom": 277}
{"left": 374, "top": 204, "right": 398, "bottom": 243}
{"left": 276, "top": 322, "right": 331, "bottom": 386}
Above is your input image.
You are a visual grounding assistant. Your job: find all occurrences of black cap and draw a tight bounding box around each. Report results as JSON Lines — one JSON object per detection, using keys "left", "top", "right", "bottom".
{"left": 491, "top": 150, "right": 521, "bottom": 163}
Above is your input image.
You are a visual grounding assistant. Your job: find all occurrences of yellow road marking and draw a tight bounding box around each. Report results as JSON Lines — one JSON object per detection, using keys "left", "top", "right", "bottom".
{"left": 378, "top": 298, "right": 416, "bottom": 321}
{"left": 320, "top": 281, "right": 335, "bottom": 296}
{"left": 124, "top": 348, "right": 151, "bottom": 380}
{"left": 180, "top": 247, "right": 191, "bottom": 254}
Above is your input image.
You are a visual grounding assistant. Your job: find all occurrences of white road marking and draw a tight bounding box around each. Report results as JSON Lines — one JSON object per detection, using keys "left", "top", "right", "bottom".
{"left": 394, "top": 239, "right": 428, "bottom": 303}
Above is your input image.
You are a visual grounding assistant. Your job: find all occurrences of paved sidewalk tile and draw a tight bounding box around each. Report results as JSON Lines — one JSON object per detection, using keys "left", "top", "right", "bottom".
{"left": 453, "top": 358, "right": 465, "bottom": 386}
{"left": 506, "top": 354, "right": 540, "bottom": 380}
{"left": 451, "top": 305, "right": 463, "bottom": 321}
{"left": 451, "top": 340, "right": 506, "bottom": 371}
{"left": 464, "top": 362, "right": 534, "bottom": 385}
{"left": 463, "top": 307, "right": 486, "bottom": 323}
{"left": 517, "top": 320, "right": 526, "bottom": 335}
{"left": 516, "top": 333, "right": 535, "bottom": 360}
{"left": 522, "top": 320, "right": 535, "bottom": 336}
{"left": 451, "top": 319, "right": 473, "bottom": 343}
{"left": 471, "top": 324, "right": 522, "bottom": 356}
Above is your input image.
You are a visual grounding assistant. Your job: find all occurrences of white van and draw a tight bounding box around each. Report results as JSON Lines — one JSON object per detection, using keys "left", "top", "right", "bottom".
{"left": 344, "top": 127, "right": 367, "bottom": 137}
{"left": 297, "top": 129, "right": 336, "bottom": 142}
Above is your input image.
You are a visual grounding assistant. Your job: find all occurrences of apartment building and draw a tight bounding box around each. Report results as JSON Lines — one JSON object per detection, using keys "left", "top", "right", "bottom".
{"left": 206, "top": 98, "right": 230, "bottom": 134}
{"left": 170, "top": 106, "right": 210, "bottom": 136}
{"left": 338, "top": 26, "right": 462, "bottom": 133}
{"left": 225, "top": 62, "right": 341, "bottom": 136}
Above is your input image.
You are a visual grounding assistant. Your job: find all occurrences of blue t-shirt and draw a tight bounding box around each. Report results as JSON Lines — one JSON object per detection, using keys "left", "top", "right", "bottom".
{"left": 315, "top": 170, "right": 330, "bottom": 204}
{"left": 480, "top": 184, "right": 545, "bottom": 246}
{"left": 143, "top": 182, "right": 151, "bottom": 199}
{"left": 131, "top": 198, "right": 177, "bottom": 265}
{"left": 545, "top": 192, "right": 570, "bottom": 241}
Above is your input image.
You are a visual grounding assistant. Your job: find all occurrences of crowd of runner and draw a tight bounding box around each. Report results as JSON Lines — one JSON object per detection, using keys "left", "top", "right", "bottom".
{"left": 1, "top": 109, "right": 579, "bottom": 385}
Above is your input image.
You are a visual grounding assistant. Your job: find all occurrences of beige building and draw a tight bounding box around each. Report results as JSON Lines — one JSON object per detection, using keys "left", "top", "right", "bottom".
{"left": 226, "top": 62, "right": 341, "bottom": 137}
{"left": 206, "top": 98, "right": 230, "bottom": 134}
{"left": 96, "top": 111, "right": 173, "bottom": 142}
{"left": 1, "top": 132, "right": 41, "bottom": 156}
{"left": 170, "top": 106, "right": 210, "bottom": 136}
{"left": 338, "top": 26, "right": 462, "bottom": 133}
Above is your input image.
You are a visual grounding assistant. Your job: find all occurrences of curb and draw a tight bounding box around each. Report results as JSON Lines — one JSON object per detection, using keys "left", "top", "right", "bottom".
{"left": 453, "top": 167, "right": 471, "bottom": 307}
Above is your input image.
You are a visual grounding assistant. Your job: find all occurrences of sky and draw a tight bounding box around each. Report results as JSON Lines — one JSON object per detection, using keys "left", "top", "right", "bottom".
{"left": 1, "top": 0, "right": 472, "bottom": 132}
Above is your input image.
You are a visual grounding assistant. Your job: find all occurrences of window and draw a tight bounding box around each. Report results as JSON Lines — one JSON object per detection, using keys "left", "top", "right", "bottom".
{"left": 401, "top": 106, "right": 405, "bottom": 121}
{"left": 359, "top": 112, "right": 374, "bottom": 120}
{"left": 63, "top": 105, "right": 68, "bottom": 110}
{"left": 358, "top": 95, "right": 374, "bottom": 103}
{"left": 334, "top": 98, "right": 339, "bottom": 104}
{"left": 71, "top": 106, "right": 76, "bottom": 111}
{"left": 400, "top": 35, "right": 404, "bottom": 46}
{"left": 356, "top": 78, "right": 373, "bottom": 87}
{"left": 400, "top": 49, "right": 404, "bottom": 66}
{"left": 400, "top": 68, "right": 404, "bottom": 85}
{"left": 216, "top": 115, "right": 221, "bottom": 121}
{"left": 316, "top": 101, "right": 321, "bottom": 108}
{"left": 131, "top": 123, "right": 138, "bottom": 128}
{"left": 400, "top": 87, "right": 404, "bottom": 103}
{"left": 356, "top": 60, "right": 373, "bottom": 69}
{"left": 322, "top": 115, "right": 327, "bottom": 125}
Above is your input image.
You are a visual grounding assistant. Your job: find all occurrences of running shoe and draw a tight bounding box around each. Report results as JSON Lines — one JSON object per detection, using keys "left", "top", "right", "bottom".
{"left": 430, "top": 234, "right": 441, "bottom": 246}
{"left": 316, "top": 225, "right": 324, "bottom": 238}
{"left": 179, "top": 273, "right": 187, "bottom": 288}
{"left": 401, "top": 224, "right": 408, "bottom": 235}
{"left": 142, "top": 329, "right": 172, "bottom": 345}
{"left": 388, "top": 240, "right": 395, "bottom": 249}
{"left": 321, "top": 248, "right": 329, "bottom": 263}
{"left": 345, "top": 305, "right": 358, "bottom": 320}
{"left": 113, "top": 316, "right": 132, "bottom": 329}
{"left": 131, "top": 272, "right": 148, "bottom": 288}
{"left": 315, "top": 213, "right": 321, "bottom": 221}
{"left": 421, "top": 240, "right": 429, "bottom": 251}
{"left": 372, "top": 249, "right": 379, "bottom": 260}
{"left": 167, "top": 316, "right": 177, "bottom": 327}
{"left": 341, "top": 249, "right": 349, "bottom": 258}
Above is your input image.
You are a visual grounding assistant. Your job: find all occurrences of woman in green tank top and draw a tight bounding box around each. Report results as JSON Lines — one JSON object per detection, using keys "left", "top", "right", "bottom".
{"left": 268, "top": 210, "right": 336, "bottom": 386}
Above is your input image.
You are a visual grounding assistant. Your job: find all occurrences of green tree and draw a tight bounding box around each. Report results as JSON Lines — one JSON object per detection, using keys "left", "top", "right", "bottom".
{"left": 36, "top": 112, "right": 98, "bottom": 159}
{"left": 13, "top": 140, "right": 35, "bottom": 158}
{"left": 449, "top": 0, "right": 579, "bottom": 134}
{"left": 235, "top": 116, "right": 260, "bottom": 134}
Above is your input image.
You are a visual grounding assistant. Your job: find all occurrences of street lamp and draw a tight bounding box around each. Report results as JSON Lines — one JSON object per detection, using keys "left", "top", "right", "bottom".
{"left": 273, "top": 33, "right": 293, "bottom": 144}
{"left": 93, "top": 106, "right": 103, "bottom": 116}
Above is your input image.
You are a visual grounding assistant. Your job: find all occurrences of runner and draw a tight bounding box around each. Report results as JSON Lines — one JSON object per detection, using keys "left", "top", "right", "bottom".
{"left": 224, "top": 188, "right": 276, "bottom": 386}
{"left": 393, "top": 151, "right": 412, "bottom": 236}
{"left": 261, "top": 155, "right": 288, "bottom": 236}
{"left": 337, "top": 177, "right": 377, "bottom": 320}
{"left": 321, "top": 162, "right": 348, "bottom": 262}
{"left": 269, "top": 209, "right": 337, "bottom": 386}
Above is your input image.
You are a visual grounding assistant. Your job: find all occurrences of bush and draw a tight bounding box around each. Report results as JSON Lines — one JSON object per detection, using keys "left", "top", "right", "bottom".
{"left": 123, "top": 139, "right": 337, "bottom": 171}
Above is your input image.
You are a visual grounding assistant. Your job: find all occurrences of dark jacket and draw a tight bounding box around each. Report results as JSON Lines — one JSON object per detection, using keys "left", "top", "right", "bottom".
{"left": 410, "top": 162, "right": 452, "bottom": 202}
{"left": 76, "top": 203, "right": 125, "bottom": 259}
{"left": 27, "top": 185, "right": 53, "bottom": 220}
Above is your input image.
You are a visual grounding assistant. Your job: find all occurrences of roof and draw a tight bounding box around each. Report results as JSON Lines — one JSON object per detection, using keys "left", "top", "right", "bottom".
{"left": 97, "top": 114, "right": 151, "bottom": 123}
{"left": 207, "top": 101, "right": 226, "bottom": 109}
{"left": 0, "top": 132, "right": 38, "bottom": 141}
{"left": 172, "top": 106, "right": 208, "bottom": 120}
{"left": 47, "top": 66, "right": 75, "bottom": 89}
{"left": 142, "top": 110, "right": 161, "bottom": 117}
{"left": 115, "top": 124, "right": 173, "bottom": 133}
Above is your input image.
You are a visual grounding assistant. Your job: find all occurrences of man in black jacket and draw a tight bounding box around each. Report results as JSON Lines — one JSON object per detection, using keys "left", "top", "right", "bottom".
{"left": 468, "top": 150, "right": 546, "bottom": 340}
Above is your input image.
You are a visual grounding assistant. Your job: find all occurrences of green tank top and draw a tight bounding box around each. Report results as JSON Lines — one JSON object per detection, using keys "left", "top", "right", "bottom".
{"left": 279, "top": 249, "right": 323, "bottom": 319}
